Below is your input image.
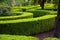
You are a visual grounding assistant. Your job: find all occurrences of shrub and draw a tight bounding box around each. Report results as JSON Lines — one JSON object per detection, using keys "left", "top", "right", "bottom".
{"left": 0, "top": 9, "right": 57, "bottom": 35}
{"left": 26, "top": 10, "right": 57, "bottom": 17}
{"left": 0, "top": 12, "right": 33, "bottom": 20}
{"left": 44, "top": 37, "right": 59, "bottom": 40}
{"left": 11, "top": 6, "right": 35, "bottom": 12}
{"left": 0, "top": 6, "right": 12, "bottom": 16}
{"left": 11, "top": 4, "right": 57, "bottom": 12}
{"left": 0, "top": 34, "right": 39, "bottom": 40}
{"left": 0, "top": 15, "right": 56, "bottom": 35}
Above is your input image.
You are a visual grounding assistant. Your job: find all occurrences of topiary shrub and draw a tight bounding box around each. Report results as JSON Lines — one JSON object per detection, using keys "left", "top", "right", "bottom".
{"left": 0, "top": 34, "right": 39, "bottom": 40}
{"left": 0, "top": 15, "right": 56, "bottom": 35}
{"left": 44, "top": 37, "right": 59, "bottom": 40}
{"left": 0, "top": 12, "right": 33, "bottom": 20}
{"left": 26, "top": 10, "right": 57, "bottom": 17}
{"left": 0, "top": 10, "right": 57, "bottom": 35}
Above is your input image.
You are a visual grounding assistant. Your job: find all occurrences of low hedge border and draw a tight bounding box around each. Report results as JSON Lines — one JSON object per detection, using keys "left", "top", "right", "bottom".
{"left": 0, "top": 12, "right": 33, "bottom": 20}
{"left": 0, "top": 34, "right": 39, "bottom": 40}
{"left": 44, "top": 37, "right": 60, "bottom": 40}
{"left": 0, "top": 15, "right": 57, "bottom": 35}
{"left": 12, "top": 4, "right": 57, "bottom": 12}
{"left": 11, "top": 6, "right": 37, "bottom": 12}
{"left": 26, "top": 10, "right": 57, "bottom": 17}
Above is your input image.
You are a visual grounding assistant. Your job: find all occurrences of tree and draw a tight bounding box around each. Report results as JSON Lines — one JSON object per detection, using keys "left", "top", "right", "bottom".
{"left": 0, "top": 0, "right": 4, "bottom": 2}
{"left": 0, "top": 0, "right": 14, "bottom": 16}
{"left": 11, "top": 0, "right": 16, "bottom": 6}
{"left": 54, "top": 0, "right": 60, "bottom": 38}
{"left": 33, "top": 0, "right": 39, "bottom": 5}
{"left": 39, "top": 0, "right": 46, "bottom": 10}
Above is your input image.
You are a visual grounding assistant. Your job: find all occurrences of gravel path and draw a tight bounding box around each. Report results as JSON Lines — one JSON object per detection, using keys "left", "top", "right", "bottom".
{"left": 34, "top": 30, "right": 55, "bottom": 40}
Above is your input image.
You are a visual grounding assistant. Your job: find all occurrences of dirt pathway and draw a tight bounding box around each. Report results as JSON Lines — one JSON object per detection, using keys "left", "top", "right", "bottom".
{"left": 34, "top": 30, "right": 54, "bottom": 40}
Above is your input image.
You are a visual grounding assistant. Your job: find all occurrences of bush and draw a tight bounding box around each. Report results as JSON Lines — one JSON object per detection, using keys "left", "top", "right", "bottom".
{"left": 26, "top": 10, "right": 57, "bottom": 17}
{"left": 0, "top": 34, "right": 39, "bottom": 40}
{"left": 11, "top": 4, "right": 57, "bottom": 12}
{"left": 11, "top": 6, "right": 36, "bottom": 12}
{"left": 0, "top": 15, "right": 56, "bottom": 35}
{"left": 0, "top": 6, "right": 12, "bottom": 16}
{"left": 44, "top": 38, "right": 59, "bottom": 40}
{"left": 0, "top": 9, "right": 57, "bottom": 35}
{"left": 44, "top": 3, "right": 58, "bottom": 9}
{"left": 0, "top": 12, "right": 33, "bottom": 20}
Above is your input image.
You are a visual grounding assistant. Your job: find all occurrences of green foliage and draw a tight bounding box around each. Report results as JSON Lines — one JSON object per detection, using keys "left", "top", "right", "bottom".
{"left": 11, "top": 6, "right": 37, "bottom": 12}
{"left": 44, "top": 38, "right": 59, "bottom": 40}
{"left": 11, "top": 4, "right": 57, "bottom": 12}
{"left": 0, "top": 10, "right": 57, "bottom": 35}
{"left": 0, "top": 15, "right": 56, "bottom": 35}
{"left": 0, "top": 0, "right": 4, "bottom": 2}
{"left": 26, "top": 10, "right": 57, "bottom": 17}
{"left": 0, "top": 34, "right": 39, "bottom": 40}
{"left": 0, "top": 6, "right": 12, "bottom": 16}
{"left": 44, "top": 3, "right": 58, "bottom": 9}
{"left": 0, "top": 12, "right": 33, "bottom": 20}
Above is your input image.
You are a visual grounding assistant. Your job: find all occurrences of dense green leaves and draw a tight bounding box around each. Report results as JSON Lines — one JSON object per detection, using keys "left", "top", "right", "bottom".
{"left": 44, "top": 38, "right": 60, "bottom": 40}
{"left": 0, "top": 10, "right": 57, "bottom": 35}
{"left": 0, "top": 34, "right": 39, "bottom": 40}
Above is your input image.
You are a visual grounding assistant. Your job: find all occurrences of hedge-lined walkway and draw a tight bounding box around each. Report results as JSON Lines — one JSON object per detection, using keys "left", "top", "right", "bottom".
{"left": 34, "top": 30, "right": 55, "bottom": 40}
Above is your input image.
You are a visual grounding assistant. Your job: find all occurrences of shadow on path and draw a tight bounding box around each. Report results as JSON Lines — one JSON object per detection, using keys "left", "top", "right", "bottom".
{"left": 34, "top": 30, "right": 55, "bottom": 40}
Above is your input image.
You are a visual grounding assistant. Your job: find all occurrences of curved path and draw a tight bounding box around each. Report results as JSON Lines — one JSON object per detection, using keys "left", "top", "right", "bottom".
{"left": 34, "top": 30, "right": 55, "bottom": 40}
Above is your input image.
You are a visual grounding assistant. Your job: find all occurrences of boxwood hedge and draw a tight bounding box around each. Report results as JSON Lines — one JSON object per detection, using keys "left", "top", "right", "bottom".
{"left": 0, "top": 34, "right": 39, "bottom": 40}
{"left": 26, "top": 10, "right": 57, "bottom": 17}
{"left": 0, "top": 12, "right": 33, "bottom": 20}
{"left": 11, "top": 6, "right": 37, "bottom": 12}
{"left": 0, "top": 15, "right": 57, "bottom": 35}
{"left": 44, "top": 38, "right": 60, "bottom": 40}
{"left": 12, "top": 4, "right": 56, "bottom": 12}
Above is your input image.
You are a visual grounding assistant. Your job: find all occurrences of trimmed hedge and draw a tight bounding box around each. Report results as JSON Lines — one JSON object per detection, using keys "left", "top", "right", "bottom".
{"left": 0, "top": 34, "right": 39, "bottom": 40}
{"left": 44, "top": 3, "right": 57, "bottom": 9}
{"left": 11, "top": 6, "right": 37, "bottom": 12}
{"left": 44, "top": 38, "right": 59, "bottom": 40}
{"left": 12, "top": 4, "right": 57, "bottom": 12}
{"left": 11, "top": 4, "right": 57, "bottom": 12}
{"left": 0, "top": 15, "right": 56, "bottom": 35}
{"left": 26, "top": 10, "right": 57, "bottom": 17}
{"left": 0, "top": 12, "right": 33, "bottom": 20}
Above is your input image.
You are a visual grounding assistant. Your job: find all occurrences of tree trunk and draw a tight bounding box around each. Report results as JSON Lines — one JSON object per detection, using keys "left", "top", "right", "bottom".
{"left": 54, "top": 0, "right": 60, "bottom": 38}
{"left": 33, "top": 0, "right": 37, "bottom": 5}
{"left": 51, "top": 0, "right": 53, "bottom": 3}
{"left": 11, "top": 0, "right": 16, "bottom": 6}
{"left": 39, "top": 0, "right": 46, "bottom": 10}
